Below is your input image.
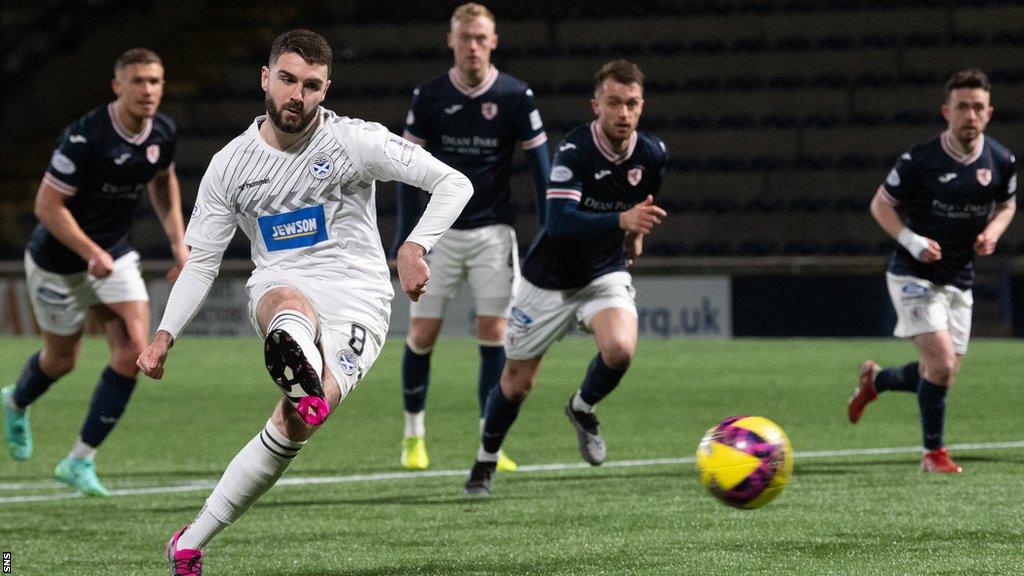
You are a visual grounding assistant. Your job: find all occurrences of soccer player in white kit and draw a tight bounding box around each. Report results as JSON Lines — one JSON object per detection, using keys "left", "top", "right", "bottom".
{"left": 135, "top": 31, "right": 472, "bottom": 576}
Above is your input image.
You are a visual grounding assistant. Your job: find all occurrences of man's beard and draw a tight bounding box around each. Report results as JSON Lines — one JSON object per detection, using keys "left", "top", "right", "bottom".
{"left": 266, "top": 95, "right": 318, "bottom": 134}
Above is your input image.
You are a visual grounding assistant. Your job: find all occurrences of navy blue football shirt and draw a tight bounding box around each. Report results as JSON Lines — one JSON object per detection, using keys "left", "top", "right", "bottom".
{"left": 882, "top": 131, "right": 1017, "bottom": 288}
{"left": 521, "top": 121, "right": 668, "bottom": 289}
{"left": 27, "top": 103, "right": 177, "bottom": 273}
{"left": 403, "top": 67, "right": 547, "bottom": 229}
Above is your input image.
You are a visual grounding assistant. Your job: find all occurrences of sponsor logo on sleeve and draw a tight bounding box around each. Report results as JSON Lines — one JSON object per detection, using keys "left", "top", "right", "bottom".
{"left": 385, "top": 134, "right": 416, "bottom": 166}
{"left": 550, "top": 165, "right": 573, "bottom": 183}
{"left": 886, "top": 167, "right": 901, "bottom": 187}
{"left": 1008, "top": 173, "right": 1017, "bottom": 195}
{"left": 481, "top": 102, "right": 498, "bottom": 120}
{"left": 257, "top": 205, "right": 329, "bottom": 251}
{"left": 406, "top": 110, "right": 415, "bottom": 125}
{"left": 529, "top": 109, "right": 543, "bottom": 131}
{"left": 309, "top": 153, "right": 334, "bottom": 179}
{"left": 50, "top": 151, "right": 76, "bottom": 174}
{"left": 191, "top": 204, "right": 203, "bottom": 218}
{"left": 975, "top": 168, "right": 992, "bottom": 186}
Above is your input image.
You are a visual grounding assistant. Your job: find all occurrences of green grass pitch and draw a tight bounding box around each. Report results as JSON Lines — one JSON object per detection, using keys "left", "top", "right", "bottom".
{"left": 1, "top": 336, "right": 1022, "bottom": 575}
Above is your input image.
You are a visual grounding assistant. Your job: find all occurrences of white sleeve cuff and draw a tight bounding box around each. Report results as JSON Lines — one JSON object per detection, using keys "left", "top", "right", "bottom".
{"left": 156, "top": 248, "right": 223, "bottom": 339}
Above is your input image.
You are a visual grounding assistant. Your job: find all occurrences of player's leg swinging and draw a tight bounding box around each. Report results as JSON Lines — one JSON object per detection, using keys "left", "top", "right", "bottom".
{"left": 912, "top": 331, "right": 963, "bottom": 473}
{"left": 257, "top": 287, "right": 329, "bottom": 426}
{"left": 2, "top": 331, "right": 81, "bottom": 461}
{"left": 465, "top": 355, "right": 543, "bottom": 496}
{"left": 566, "top": 307, "right": 637, "bottom": 466}
{"left": 169, "top": 287, "right": 344, "bottom": 567}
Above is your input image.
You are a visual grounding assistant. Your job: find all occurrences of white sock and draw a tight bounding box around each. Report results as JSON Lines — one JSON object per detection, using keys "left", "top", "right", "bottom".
{"left": 571, "top": 390, "right": 595, "bottom": 414}
{"left": 68, "top": 437, "right": 96, "bottom": 460}
{"left": 404, "top": 410, "right": 425, "bottom": 438}
{"left": 268, "top": 311, "right": 323, "bottom": 381}
{"left": 476, "top": 446, "right": 500, "bottom": 463}
{"left": 177, "top": 420, "right": 305, "bottom": 550}
{"left": 4, "top": 392, "right": 23, "bottom": 413}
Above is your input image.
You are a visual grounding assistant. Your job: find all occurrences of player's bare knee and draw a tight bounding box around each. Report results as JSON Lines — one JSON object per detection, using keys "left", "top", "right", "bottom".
{"left": 475, "top": 316, "right": 506, "bottom": 343}
{"left": 408, "top": 318, "right": 442, "bottom": 351}
{"left": 600, "top": 344, "right": 634, "bottom": 371}
{"left": 500, "top": 367, "right": 534, "bottom": 402}
{"left": 40, "top": 349, "right": 77, "bottom": 377}
{"left": 924, "top": 360, "right": 956, "bottom": 386}
{"left": 258, "top": 287, "right": 317, "bottom": 332}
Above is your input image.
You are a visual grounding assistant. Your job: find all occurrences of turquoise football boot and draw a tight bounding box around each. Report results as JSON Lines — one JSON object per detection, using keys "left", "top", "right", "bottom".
{"left": 1, "top": 385, "right": 32, "bottom": 460}
{"left": 55, "top": 457, "right": 111, "bottom": 497}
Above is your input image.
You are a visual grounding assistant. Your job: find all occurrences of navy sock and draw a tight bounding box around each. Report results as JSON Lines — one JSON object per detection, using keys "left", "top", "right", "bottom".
{"left": 482, "top": 386, "right": 522, "bottom": 454}
{"left": 917, "top": 378, "right": 948, "bottom": 451}
{"left": 79, "top": 367, "right": 137, "bottom": 448}
{"left": 477, "top": 345, "right": 505, "bottom": 417}
{"left": 401, "top": 344, "right": 431, "bottom": 413}
{"left": 579, "top": 354, "right": 627, "bottom": 406}
{"left": 12, "top": 351, "right": 57, "bottom": 408}
{"left": 875, "top": 362, "right": 919, "bottom": 393}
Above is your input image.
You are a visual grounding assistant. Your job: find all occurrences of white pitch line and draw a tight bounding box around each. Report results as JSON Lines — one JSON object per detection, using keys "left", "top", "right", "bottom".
{"left": 2, "top": 439, "right": 1022, "bottom": 505}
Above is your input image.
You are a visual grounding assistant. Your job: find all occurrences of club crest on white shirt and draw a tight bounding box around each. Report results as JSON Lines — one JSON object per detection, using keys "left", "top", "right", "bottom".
{"left": 481, "top": 102, "right": 498, "bottom": 120}
{"left": 336, "top": 349, "right": 358, "bottom": 375}
{"left": 628, "top": 167, "right": 644, "bottom": 186}
{"left": 147, "top": 144, "right": 160, "bottom": 164}
{"left": 309, "top": 153, "right": 334, "bottom": 179}
{"left": 976, "top": 168, "right": 992, "bottom": 186}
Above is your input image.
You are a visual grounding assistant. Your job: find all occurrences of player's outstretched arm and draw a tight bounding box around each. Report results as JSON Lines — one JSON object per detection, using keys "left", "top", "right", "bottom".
{"left": 34, "top": 181, "right": 114, "bottom": 277}
{"left": 148, "top": 165, "right": 189, "bottom": 281}
{"left": 869, "top": 186, "right": 941, "bottom": 263}
{"left": 137, "top": 247, "right": 224, "bottom": 379}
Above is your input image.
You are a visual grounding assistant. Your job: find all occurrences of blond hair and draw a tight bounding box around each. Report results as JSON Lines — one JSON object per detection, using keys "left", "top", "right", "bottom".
{"left": 450, "top": 3, "right": 495, "bottom": 29}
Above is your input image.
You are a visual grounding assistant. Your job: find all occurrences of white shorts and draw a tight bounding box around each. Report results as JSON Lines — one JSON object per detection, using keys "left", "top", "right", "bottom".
{"left": 25, "top": 251, "right": 149, "bottom": 336}
{"left": 886, "top": 272, "right": 973, "bottom": 355}
{"left": 411, "top": 224, "right": 518, "bottom": 319}
{"left": 505, "top": 271, "right": 637, "bottom": 360}
{"left": 247, "top": 278, "right": 386, "bottom": 402}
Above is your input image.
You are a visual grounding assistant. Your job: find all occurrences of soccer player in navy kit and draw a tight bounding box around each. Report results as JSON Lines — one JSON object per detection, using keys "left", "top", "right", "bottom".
{"left": 464, "top": 60, "right": 668, "bottom": 495}
{"left": 1, "top": 49, "right": 186, "bottom": 495}
{"left": 849, "top": 69, "right": 1016, "bottom": 473}
{"left": 391, "top": 3, "right": 551, "bottom": 471}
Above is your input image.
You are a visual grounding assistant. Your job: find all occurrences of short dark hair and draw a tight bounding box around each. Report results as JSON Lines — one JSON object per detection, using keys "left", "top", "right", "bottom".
{"left": 114, "top": 48, "right": 162, "bottom": 72}
{"left": 269, "top": 29, "right": 333, "bottom": 76}
{"left": 945, "top": 68, "right": 990, "bottom": 100}
{"left": 595, "top": 59, "right": 645, "bottom": 92}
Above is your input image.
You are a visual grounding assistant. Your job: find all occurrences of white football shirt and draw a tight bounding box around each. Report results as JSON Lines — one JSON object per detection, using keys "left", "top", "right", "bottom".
{"left": 180, "top": 108, "right": 466, "bottom": 337}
